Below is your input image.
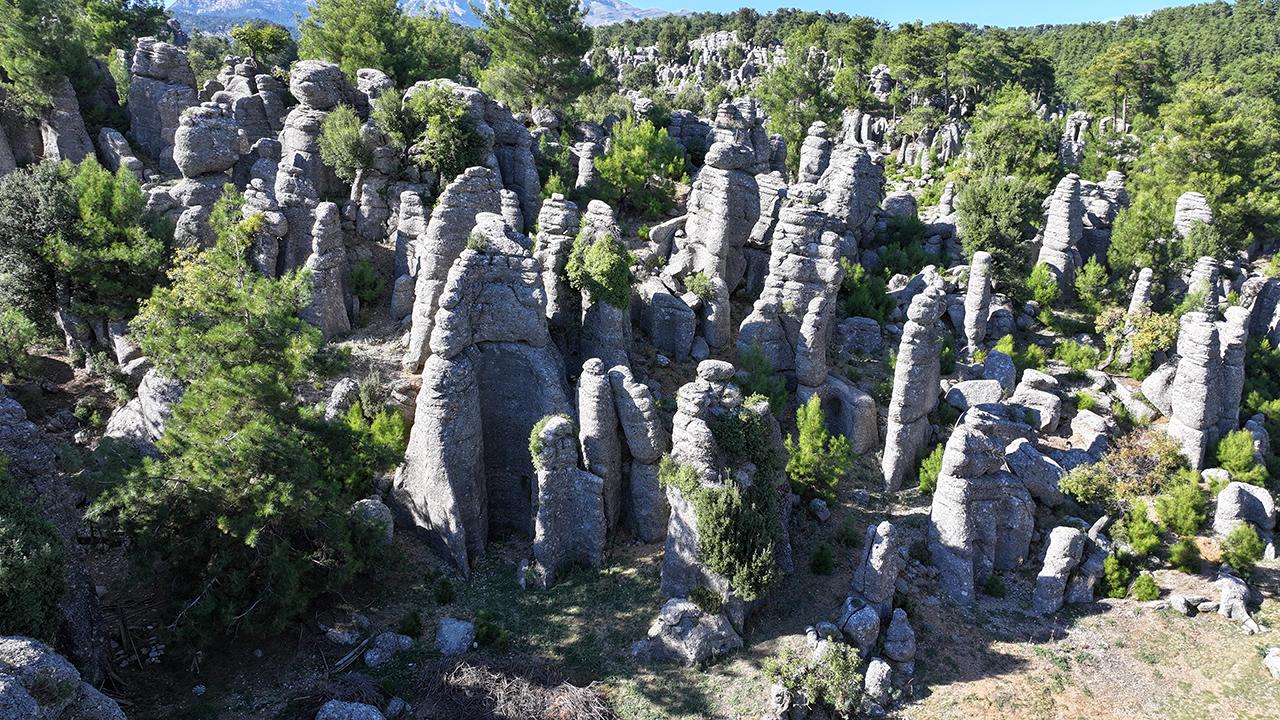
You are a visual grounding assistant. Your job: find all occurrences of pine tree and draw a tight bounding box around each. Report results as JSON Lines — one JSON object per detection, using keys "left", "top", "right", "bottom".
{"left": 475, "top": 0, "right": 597, "bottom": 111}
{"left": 785, "top": 394, "right": 852, "bottom": 502}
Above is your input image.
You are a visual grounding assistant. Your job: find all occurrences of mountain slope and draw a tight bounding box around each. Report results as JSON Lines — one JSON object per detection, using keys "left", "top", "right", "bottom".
{"left": 169, "top": 0, "right": 670, "bottom": 31}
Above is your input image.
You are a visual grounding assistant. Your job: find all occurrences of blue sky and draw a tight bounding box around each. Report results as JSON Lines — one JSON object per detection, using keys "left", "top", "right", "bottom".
{"left": 638, "top": 0, "right": 1186, "bottom": 27}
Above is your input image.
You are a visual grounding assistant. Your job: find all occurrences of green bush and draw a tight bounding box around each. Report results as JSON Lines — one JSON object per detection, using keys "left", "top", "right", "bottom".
{"left": 1155, "top": 474, "right": 1207, "bottom": 537}
{"left": 594, "top": 117, "right": 684, "bottom": 217}
{"left": 566, "top": 233, "right": 635, "bottom": 309}
{"left": 689, "top": 585, "right": 723, "bottom": 614}
{"left": 839, "top": 259, "right": 894, "bottom": 323}
{"left": 0, "top": 460, "right": 66, "bottom": 642}
{"left": 397, "top": 610, "right": 423, "bottom": 637}
{"left": 1028, "top": 263, "right": 1060, "bottom": 323}
{"left": 90, "top": 214, "right": 385, "bottom": 643}
{"left": 763, "top": 644, "right": 862, "bottom": 718}
{"left": 659, "top": 454, "right": 780, "bottom": 601}
{"left": 385, "top": 85, "right": 488, "bottom": 183}
{"left": 1127, "top": 310, "right": 1180, "bottom": 380}
{"left": 528, "top": 414, "right": 571, "bottom": 471}
{"left": 1221, "top": 522, "right": 1264, "bottom": 572}
{"left": 1061, "top": 464, "right": 1113, "bottom": 507}
{"left": 350, "top": 259, "right": 384, "bottom": 307}
{"left": 877, "top": 216, "right": 930, "bottom": 277}
{"left": 918, "top": 442, "right": 944, "bottom": 494}
{"left": 785, "top": 394, "right": 852, "bottom": 502}
{"left": 1130, "top": 573, "right": 1160, "bottom": 601}
{"left": 1102, "top": 553, "right": 1133, "bottom": 598}
{"left": 1118, "top": 501, "right": 1161, "bottom": 559}
{"left": 1074, "top": 391, "right": 1098, "bottom": 412}
{"left": 810, "top": 543, "right": 834, "bottom": 575}
{"left": 433, "top": 576, "right": 456, "bottom": 604}
{"left": 1169, "top": 538, "right": 1202, "bottom": 574}
{"left": 994, "top": 334, "right": 1047, "bottom": 372}
{"left": 737, "top": 341, "right": 787, "bottom": 415}
{"left": 835, "top": 517, "right": 861, "bottom": 548}
{"left": 1054, "top": 339, "right": 1100, "bottom": 376}
{"left": 1243, "top": 338, "right": 1280, "bottom": 446}
{"left": 318, "top": 104, "right": 372, "bottom": 183}
{"left": 1215, "top": 429, "right": 1268, "bottom": 486}
{"left": 684, "top": 272, "right": 715, "bottom": 302}
{"left": 1074, "top": 257, "right": 1109, "bottom": 312}
{"left": 983, "top": 573, "right": 1007, "bottom": 598}
{"left": 956, "top": 172, "right": 1042, "bottom": 292}
{"left": 0, "top": 304, "right": 38, "bottom": 376}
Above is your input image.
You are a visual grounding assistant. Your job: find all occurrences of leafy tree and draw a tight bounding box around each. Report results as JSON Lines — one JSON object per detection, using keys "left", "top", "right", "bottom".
{"left": 1168, "top": 538, "right": 1201, "bottom": 574}
{"left": 955, "top": 173, "right": 1041, "bottom": 292}
{"left": 757, "top": 24, "right": 840, "bottom": 173}
{"left": 1073, "top": 38, "right": 1170, "bottom": 124}
{"left": 839, "top": 259, "right": 894, "bottom": 323}
{"left": 1027, "top": 262, "right": 1060, "bottom": 322}
{"left": 1117, "top": 500, "right": 1160, "bottom": 559}
{"left": 1155, "top": 472, "right": 1206, "bottom": 537}
{"left": 94, "top": 212, "right": 383, "bottom": 642}
{"left": 1074, "top": 257, "right": 1109, "bottom": 313}
{"left": 79, "top": 0, "right": 168, "bottom": 56}
{"left": 594, "top": 117, "right": 683, "bottom": 217}
{"left": 475, "top": 0, "right": 596, "bottom": 111}
{"left": 229, "top": 21, "right": 295, "bottom": 68}
{"left": 301, "top": 0, "right": 469, "bottom": 86}
{"left": 785, "top": 394, "right": 851, "bottom": 502}
{"left": 373, "top": 84, "right": 487, "bottom": 184}
{"left": 317, "top": 104, "right": 371, "bottom": 184}
{"left": 0, "top": 459, "right": 66, "bottom": 642}
{"left": 0, "top": 304, "right": 38, "bottom": 376}
{"left": 0, "top": 160, "right": 167, "bottom": 336}
{"left": 186, "top": 31, "right": 231, "bottom": 87}
{"left": 736, "top": 341, "right": 787, "bottom": 415}
{"left": 0, "top": 0, "right": 90, "bottom": 113}
{"left": 961, "top": 84, "right": 1060, "bottom": 191}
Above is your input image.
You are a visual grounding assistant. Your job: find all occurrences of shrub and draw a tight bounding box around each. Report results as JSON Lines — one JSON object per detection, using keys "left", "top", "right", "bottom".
{"left": 1074, "top": 257, "right": 1109, "bottom": 312}
{"left": 689, "top": 586, "right": 723, "bottom": 614}
{"left": 737, "top": 341, "right": 787, "bottom": 415}
{"left": 0, "top": 460, "right": 66, "bottom": 642}
{"left": 1221, "top": 522, "right": 1264, "bottom": 572}
{"left": 1117, "top": 501, "right": 1161, "bottom": 559}
{"left": 1064, "top": 430, "right": 1187, "bottom": 509}
{"left": 839, "top": 259, "right": 894, "bottom": 323}
{"left": 399, "top": 85, "right": 488, "bottom": 183}
{"left": 1054, "top": 339, "right": 1100, "bottom": 376}
{"left": 835, "top": 518, "right": 861, "bottom": 548}
{"left": 785, "top": 395, "right": 852, "bottom": 502}
{"left": 1074, "top": 391, "right": 1098, "bottom": 412}
{"left": 1102, "top": 553, "right": 1133, "bottom": 598}
{"left": 1061, "top": 464, "right": 1113, "bottom": 507}
{"left": 433, "top": 577, "right": 456, "bottom": 604}
{"left": 1155, "top": 474, "right": 1207, "bottom": 537}
{"left": 994, "top": 334, "right": 1046, "bottom": 372}
{"left": 983, "top": 573, "right": 1007, "bottom": 598}
{"left": 528, "top": 414, "right": 571, "bottom": 471}
{"left": 1130, "top": 573, "right": 1160, "bottom": 601}
{"left": 1028, "top": 263, "right": 1060, "bottom": 323}
{"left": 877, "top": 216, "right": 929, "bottom": 277}
{"left": 684, "top": 272, "right": 714, "bottom": 301}
{"left": 397, "top": 611, "right": 423, "bottom": 637}
{"left": 1169, "top": 538, "right": 1202, "bottom": 574}
{"left": 318, "top": 104, "right": 372, "bottom": 183}
{"left": 956, "top": 173, "right": 1041, "bottom": 291}
{"left": 1215, "top": 429, "right": 1268, "bottom": 486}
{"left": 763, "top": 644, "right": 862, "bottom": 717}
{"left": 594, "top": 117, "right": 684, "bottom": 217}
{"left": 810, "top": 543, "right": 834, "bottom": 575}
{"left": 350, "top": 260, "right": 383, "bottom": 307}
{"left": 566, "top": 233, "right": 634, "bottom": 309}
{"left": 918, "top": 442, "right": 944, "bottom": 494}
{"left": 659, "top": 455, "right": 780, "bottom": 601}
{"left": 1127, "top": 309, "right": 1180, "bottom": 379}
{"left": 0, "top": 304, "right": 38, "bottom": 376}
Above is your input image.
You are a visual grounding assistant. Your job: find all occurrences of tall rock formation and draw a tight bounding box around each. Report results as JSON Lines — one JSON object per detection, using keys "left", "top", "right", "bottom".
{"left": 531, "top": 416, "right": 606, "bottom": 587}
{"left": 393, "top": 213, "right": 571, "bottom": 574}
{"left": 1036, "top": 174, "right": 1083, "bottom": 284}
{"left": 1166, "top": 311, "right": 1223, "bottom": 469}
{"left": 882, "top": 282, "right": 946, "bottom": 490}
{"left": 963, "top": 251, "right": 992, "bottom": 353}
{"left": 128, "top": 37, "right": 197, "bottom": 175}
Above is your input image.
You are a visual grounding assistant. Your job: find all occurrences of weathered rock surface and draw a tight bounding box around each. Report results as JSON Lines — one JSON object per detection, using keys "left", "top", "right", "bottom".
{"left": 1032, "top": 527, "right": 1086, "bottom": 615}
{"left": 1166, "top": 311, "right": 1222, "bottom": 469}
{"left": 0, "top": 637, "right": 124, "bottom": 720}
{"left": 128, "top": 37, "right": 198, "bottom": 174}
{"left": 532, "top": 417, "right": 605, "bottom": 587}
{"left": 299, "top": 202, "right": 351, "bottom": 339}
{"left": 882, "top": 282, "right": 945, "bottom": 490}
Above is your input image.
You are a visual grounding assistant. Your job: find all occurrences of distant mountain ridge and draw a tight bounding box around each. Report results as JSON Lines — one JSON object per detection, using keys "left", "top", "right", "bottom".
{"left": 168, "top": 0, "right": 671, "bottom": 31}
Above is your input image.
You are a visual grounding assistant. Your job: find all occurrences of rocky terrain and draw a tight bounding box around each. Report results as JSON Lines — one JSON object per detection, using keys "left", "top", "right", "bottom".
{"left": 4, "top": 3, "right": 1280, "bottom": 720}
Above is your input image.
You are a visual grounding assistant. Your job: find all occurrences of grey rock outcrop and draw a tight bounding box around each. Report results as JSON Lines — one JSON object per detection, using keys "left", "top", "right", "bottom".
{"left": 0, "top": 388, "right": 105, "bottom": 683}
{"left": 1166, "top": 311, "right": 1222, "bottom": 469}
{"left": 882, "top": 282, "right": 945, "bottom": 490}
{"left": 1213, "top": 482, "right": 1275, "bottom": 556}
{"left": 576, "top": 200, "right": 633, "bottom": 371}
{"left": 103, "top": 368, "right": 184, "bottom": 453}
{"left": 532, "top": 416, "right": 606, "bottom": 587}
{"left": 95, "top": 128, "right": 145, "bottom": 181}
{"left": 533, "top": 194, "right": 581, "bottom": 351}
{"left": 402, "top": 167, "right": 503, "bottom": 371}
{"left": 1218, "top": 306, "right": 1249, "bottom": 436}
{"left": 168, "top": 102, "right": 245, "bottom": 246}
{"left": 850, "top": 521, "right": 907, "bottom": 618}
{"left": 963, "top": 251, "right": 992, "bottom": 353}
{"left": 1032, "top": 526, "right": 1085, "bottom": 614}
{"left": 128, "top": 37, "right": 197, "bottom": 175}
{"left": 637, "top": 599, "right": 743, "bottom": 666}
{"left": 1173, "top": 191, "right": 1213, "bottom": 238}
{"left": 0, "top": 637, "right": 124, "bottom": 720}
{"left": 796, "top": 121, "right": 832, "bottom": 184}
{"left": 392, "top": 213, "right": 570, "bottom": 574}
{"left": 39, "top": 78, "right": 93, "bottom": 164}
{"left": 299, "top": 202, "right": 351, "bottom": 339}
{"left": 1036, "top": 174, "right": 1083, "bottom": 284}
